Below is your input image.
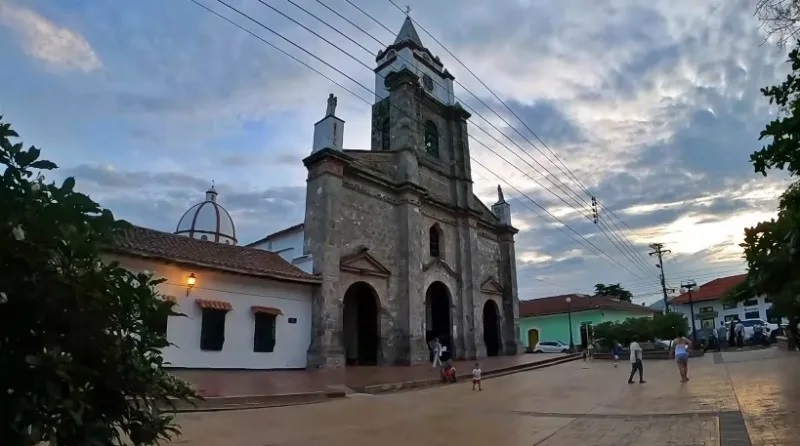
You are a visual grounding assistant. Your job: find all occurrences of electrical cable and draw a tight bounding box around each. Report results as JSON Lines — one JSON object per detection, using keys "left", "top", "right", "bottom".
{"left": 188, "top": 0, "right": 657, "bottom": 281}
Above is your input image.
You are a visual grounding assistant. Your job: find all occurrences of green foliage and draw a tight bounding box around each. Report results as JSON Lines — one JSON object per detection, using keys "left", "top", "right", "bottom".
{"left": 730, "top": 43, "right": 800, "bottom": 323}
{"left": 593, "top": 283, "right": 633, "bottom": 303}
{"left": 591, "top": 312, "right": 688, "bottom": 350}
{"left": 651, "top": 312, "right": 690, "bottom": 340}
{"left": 0, "top": 118, "right": 197, "bottom": 445}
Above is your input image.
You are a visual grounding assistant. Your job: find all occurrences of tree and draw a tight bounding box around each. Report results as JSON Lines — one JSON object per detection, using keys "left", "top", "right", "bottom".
{"left": 756, "top": 0, "right": 800, "bottom": 46}
{"left": 593, "top": 283, "right": 633, "bottom": 303}
{"left": 0, "top": 118, "right": 197, "bottom": 445}
{"left": 651, "top": 312, "right": 689, "bottom": 342}
{"left": 727, "top": 42, "right": 800, "bottom": 343}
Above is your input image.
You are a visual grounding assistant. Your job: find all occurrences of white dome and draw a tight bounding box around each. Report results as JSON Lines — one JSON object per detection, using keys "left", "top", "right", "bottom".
{"left": 175, "top": 185, "right": 237, "bottom": 245}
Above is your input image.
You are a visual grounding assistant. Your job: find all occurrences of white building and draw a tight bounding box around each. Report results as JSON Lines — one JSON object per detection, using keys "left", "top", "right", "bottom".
{"left": 246, "top": 223, "right": 312, "bottom": 274}
{"left": 669, "top": 274, "right": 779, "bottom": 331}
{"left": 107, "top": 187, "right": 319, "bottom": 370}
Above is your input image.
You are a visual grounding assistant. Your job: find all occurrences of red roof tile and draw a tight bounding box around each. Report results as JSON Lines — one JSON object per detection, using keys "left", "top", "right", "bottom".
{"left": 195, "top": 299, "right": 233, "bottom": 311}
{"left": 109, "top": 226, "right": 321, "bottom": 285}
{"left": 519, "top": 293, "right": 657, "bottom": 318}
{"left": 670, "top": 274, "right": 746, "bottom": 305}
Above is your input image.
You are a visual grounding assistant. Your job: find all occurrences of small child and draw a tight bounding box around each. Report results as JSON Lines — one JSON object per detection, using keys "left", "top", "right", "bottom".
{"left": 472, "top": 362, "right": 482, "bottom": 391}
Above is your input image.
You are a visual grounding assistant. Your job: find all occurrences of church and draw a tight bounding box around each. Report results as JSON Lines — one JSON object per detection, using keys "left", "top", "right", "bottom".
{"left": 108, "top": 16, "right": 522, "bottom": 369}
{"left": 250, "top": 16, "right": 522, "bottom": 367}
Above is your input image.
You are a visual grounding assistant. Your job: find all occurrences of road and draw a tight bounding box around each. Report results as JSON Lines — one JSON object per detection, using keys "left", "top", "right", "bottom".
{"left": 169, "top": 348, "right": 799, "bottom": 445}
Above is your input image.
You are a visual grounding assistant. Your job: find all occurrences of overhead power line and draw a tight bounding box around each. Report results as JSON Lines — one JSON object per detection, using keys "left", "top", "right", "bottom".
{"left": 188, "top": 0, "right": 656, "bottom": 282}
{"left": 375, "top": 0, "right": 659, "bottom": 282}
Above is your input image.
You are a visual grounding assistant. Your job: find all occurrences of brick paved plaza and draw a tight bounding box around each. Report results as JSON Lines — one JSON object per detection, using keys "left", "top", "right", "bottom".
{"left": 169, "top": 348, "right": 799, "bottom": 445}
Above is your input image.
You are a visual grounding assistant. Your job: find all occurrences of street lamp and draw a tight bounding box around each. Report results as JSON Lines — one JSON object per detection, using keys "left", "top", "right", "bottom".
{"left": 682, "top": 280, "right": 698, "bottom": 346}
{"left": 566, "top": 296, "right": 575, "bottom": 353}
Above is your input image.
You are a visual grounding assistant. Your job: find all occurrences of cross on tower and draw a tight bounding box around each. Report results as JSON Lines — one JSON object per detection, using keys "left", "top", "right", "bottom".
{"left": 405, "top": 5, "right": 411, "bottom": 16}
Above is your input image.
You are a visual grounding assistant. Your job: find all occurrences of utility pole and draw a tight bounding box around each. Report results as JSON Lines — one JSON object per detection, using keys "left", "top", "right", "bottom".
{"left": 649, "top": 243, "right": 672, "bottom": 313}
{"left": 682, "top": 280, "right": 698, "bottom": 345}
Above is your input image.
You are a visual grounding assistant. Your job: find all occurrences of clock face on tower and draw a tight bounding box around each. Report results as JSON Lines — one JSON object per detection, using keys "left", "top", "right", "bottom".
{"left": 422, "top": 74, "right": 434, "bottom": 91}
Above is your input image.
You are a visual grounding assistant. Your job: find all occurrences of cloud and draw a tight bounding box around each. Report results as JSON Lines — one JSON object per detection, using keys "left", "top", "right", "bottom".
{"left": 0, "top": 1, "right": 102, "bottom": 72}
{"left": 1, "top": 0, "right": 792, "bottom": 305}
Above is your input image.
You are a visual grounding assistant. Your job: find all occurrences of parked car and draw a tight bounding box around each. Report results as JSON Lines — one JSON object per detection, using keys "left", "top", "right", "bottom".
{"left": 726, "top": 319, "right": 780, "bottom": 341}
{"left": 533, "top": 340, "right": 570, "bottom": 353}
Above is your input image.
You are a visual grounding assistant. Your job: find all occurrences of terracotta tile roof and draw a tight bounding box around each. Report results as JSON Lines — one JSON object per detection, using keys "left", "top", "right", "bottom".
{"left": 195, "top": 299, "right": 232, "bottom": 311}
{"left": 670, "top": 274, "right": 746, "bottom": 305}
{"left": 109, "top": 226, "right": 320, "bottom": 285}
{"left": 519, "top": 293, "right": 658, "bottom": 318}
{"left": 251, "top": 306, "right": 283, "bottom": 316}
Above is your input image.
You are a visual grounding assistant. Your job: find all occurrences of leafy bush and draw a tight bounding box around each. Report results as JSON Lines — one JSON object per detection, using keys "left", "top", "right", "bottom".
{"left": 592, "top": 312, "right": 688, "bottom": 350}
{"left": 0, "top": 118, "right": 197, "bottom": 445}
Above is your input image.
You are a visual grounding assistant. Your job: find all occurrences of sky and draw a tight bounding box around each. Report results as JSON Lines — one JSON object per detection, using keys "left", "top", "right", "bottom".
{"left": 0, "top": 0, "right": 791, "bottom": 305}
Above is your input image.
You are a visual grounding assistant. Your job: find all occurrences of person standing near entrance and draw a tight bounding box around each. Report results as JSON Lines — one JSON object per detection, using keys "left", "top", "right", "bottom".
{"left": 734, "top": 320, "right": 744, "bottom": 348}
{"left": 431, "top": 337, "right": 443, "bottom": 369}
{"left": 717, "top": 321, "right": 727, "bottom": 350}
{"left": 628, "top": 337, "right": 645, "bottom": 384}
{"left": 671, "top": 335, "right": 692, "bottom": 382}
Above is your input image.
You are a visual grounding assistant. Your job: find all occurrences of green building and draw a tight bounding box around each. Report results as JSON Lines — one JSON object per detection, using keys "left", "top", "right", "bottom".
{"left": 518, "top": 294, "right": 658, "bottom": 350}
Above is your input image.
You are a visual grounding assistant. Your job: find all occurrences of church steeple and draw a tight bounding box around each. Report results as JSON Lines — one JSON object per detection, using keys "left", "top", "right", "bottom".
{"left": 373, "top": 15, "right": 456, "bottom": 108}
{"left": 394, "top": 16, "right": 423, "bottom": 47}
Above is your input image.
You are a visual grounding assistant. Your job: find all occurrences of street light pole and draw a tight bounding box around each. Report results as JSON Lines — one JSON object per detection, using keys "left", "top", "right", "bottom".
{"left": 566, "top": 297, "right": 575, "bottom": 353}
{"left": 682, "top": 280, "right": 698, "bottom": 346}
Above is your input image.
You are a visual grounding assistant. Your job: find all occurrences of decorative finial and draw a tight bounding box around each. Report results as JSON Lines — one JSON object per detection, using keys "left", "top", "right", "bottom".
{"left": 211, "top": 179, "right": 215, "bottom": 190}
{"left": 497, "top": 185, "right": 505, "bottom": 202}
{"left": 326, "top": 93, "right": 338, "bottom": 116}
{"left": 405, "top": 4, "right": 411, "bottom": 16}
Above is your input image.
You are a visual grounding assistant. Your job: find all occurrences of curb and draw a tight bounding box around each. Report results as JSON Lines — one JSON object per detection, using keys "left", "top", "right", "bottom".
{"left": 170, "top": 390, "right": 347, "bottom": 413}
{"left": 356, "top": 354, "right": 582, "bottom": 394}
{"left": 169, "top": 354, "right": 581, "bottom": 412}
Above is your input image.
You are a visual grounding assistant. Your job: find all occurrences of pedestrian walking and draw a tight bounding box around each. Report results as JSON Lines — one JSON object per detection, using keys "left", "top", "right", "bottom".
{"left": 612, "top": 342, "right": 623, "bottom": 368}
{"left": 628, "top": 337, "right": 645, "bottom": 384}
{"left": 671, "top": 335, "right": 691, "bottom": 382}
{"left": 471, "top": 362, "right": 482, "bottom": 391}
{"left": 431, "top": 337, "right": 443, "bottom": 369}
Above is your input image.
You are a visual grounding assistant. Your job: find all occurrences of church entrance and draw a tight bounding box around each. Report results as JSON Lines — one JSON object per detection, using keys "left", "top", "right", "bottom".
{"left": 342, "top": 282, "right": 380, "bottom": 366}
{"left": 425, "top": 282, "right": 453, "bottom": 360}
{"left": 483, "top": 300, "right": 502, "bottom": 357}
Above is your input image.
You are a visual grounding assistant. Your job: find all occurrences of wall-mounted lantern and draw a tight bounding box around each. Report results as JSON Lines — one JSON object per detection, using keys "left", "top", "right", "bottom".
{"left": 186, "top": 273, "right": 197, "bottom": 296}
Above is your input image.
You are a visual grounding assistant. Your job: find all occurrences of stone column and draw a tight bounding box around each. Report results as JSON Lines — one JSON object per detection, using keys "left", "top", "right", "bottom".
{"left": 302, "top": 149, "right": 350, "bottom": 367}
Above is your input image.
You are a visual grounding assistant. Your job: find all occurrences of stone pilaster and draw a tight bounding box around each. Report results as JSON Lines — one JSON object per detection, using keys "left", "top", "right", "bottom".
{"left": 394, "top": 184, "right": 426, "bottom": 364}
{"left": 302, "top": 148, "right": 351, "bottom": 367}
{"left": 465, "top": 218, "right": 483, "bottom": 359}
{"left": 497, "top": 228, "right": 522, "bottom": 355}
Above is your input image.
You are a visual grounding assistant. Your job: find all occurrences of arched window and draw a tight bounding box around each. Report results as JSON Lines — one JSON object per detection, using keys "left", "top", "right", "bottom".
{"left": 429, "top": 225, "right": 441, "bottom": 258}
{"left": 424, "top": 120, "right": 439, "bottom": 157}
{"left": 381, "top": 117, "right": 391, "bottom": 150}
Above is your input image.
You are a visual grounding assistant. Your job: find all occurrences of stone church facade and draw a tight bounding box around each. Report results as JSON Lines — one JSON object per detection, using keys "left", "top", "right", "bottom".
{"left": 298, "top": 17, "right": 523, "bottom": 367}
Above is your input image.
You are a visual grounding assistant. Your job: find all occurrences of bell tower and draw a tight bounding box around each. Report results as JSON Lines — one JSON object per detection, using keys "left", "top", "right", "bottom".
{"left": 369, "top": 14, "right": 473, "bottom": 191}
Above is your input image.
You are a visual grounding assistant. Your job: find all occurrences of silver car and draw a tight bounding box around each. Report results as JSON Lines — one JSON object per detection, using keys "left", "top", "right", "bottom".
{"left": 533, "top": 340, "right": 570, "bottom": 353}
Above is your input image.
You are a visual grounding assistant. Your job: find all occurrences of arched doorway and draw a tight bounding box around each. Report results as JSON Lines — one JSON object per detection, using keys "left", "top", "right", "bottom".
{"left": 342, "top": 282, "right": 380, "bottom": 365}
{"left": 425, "top": 282, "right": 453, "bottom": 360}
{"left": 527, "top": 328, "right": 540, "bottom": 350}
{"left": 483, "top": 300, "right": 502, "bottom": 357}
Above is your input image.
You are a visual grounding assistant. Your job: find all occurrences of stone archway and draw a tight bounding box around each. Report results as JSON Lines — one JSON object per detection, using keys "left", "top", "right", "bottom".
{"left": 483, "top": 300, "right": 502, "bottom": 357}
{"left": 342, "top": 282, "right": 380, "bottom": 366}
{"left": 425, "top": 281, "right": 453, "bottom": 360}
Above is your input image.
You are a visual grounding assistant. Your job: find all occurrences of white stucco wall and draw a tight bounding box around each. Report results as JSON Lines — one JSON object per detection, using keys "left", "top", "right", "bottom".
{"left": 249, "top": 226, "right": 314, "bottom": 274}
{"left": 375, "top": 47, "right": 455, "bottom": 105}
{"left": 671, "top": 295, "right": 775, "bottom": 330}
{"left": 107, "top": 254, "right": 314, "bottom": 370}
